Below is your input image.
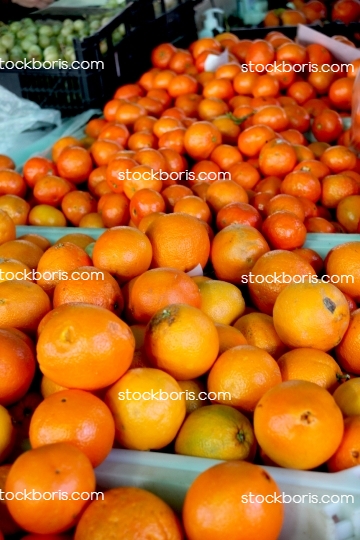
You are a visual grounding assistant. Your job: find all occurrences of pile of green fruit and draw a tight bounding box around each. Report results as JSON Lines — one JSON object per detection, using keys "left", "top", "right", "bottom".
{"left": 0, "top": 1, "right": 126, "bottom": 64}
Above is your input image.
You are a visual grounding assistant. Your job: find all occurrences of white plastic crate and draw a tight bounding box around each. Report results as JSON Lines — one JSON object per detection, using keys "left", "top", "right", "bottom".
{"left": 95, "top": 449, "right": 360, "bottom": 540}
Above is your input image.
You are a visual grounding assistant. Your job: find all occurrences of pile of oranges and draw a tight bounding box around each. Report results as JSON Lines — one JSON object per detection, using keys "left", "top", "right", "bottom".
{"left": 0, "top": 31, "right": 360, "bottom": 239}
{"left": 264, "top": 0, "right": 360, "bottom": 26}
{"left": 0, "top": 30, "right": 360, "bottom": 540}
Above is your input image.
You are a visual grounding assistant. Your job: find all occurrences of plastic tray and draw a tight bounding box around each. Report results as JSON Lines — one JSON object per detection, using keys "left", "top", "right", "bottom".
{"left": 12, "top": 109, "right": 101, "bottom": 170}
{"left": 95, "top": 449, "right": 360, "bottom": 540}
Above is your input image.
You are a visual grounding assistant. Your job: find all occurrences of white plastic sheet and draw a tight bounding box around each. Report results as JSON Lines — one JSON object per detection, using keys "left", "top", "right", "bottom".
{"left": 0, "top": 86, "right": 61, "bottom": 154}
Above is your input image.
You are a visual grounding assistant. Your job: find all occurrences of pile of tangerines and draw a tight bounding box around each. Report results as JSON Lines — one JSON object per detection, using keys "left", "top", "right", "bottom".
{"left": 264, "top": 0, "right": 360, "bottom": 27}
{"left": 0, "top": 31, "right": 360, "bottom": 540}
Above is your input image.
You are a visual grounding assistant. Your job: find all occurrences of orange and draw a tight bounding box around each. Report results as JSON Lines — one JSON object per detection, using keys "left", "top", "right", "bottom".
{"left": 211, "top": 224, "right": 270, "bottom": 284}
{"left": 61, "top": 191, "right": 97, "bottom": 226}
{"left": 335, "top": 308, "right": 360, "bottom": 374}
{"left": 216, "top": 202, "right": 262, "bottom": 231}
{"left": 29, "top": 389, "right": 115, "bottom": 467}
{"left": 175, "top": 404, "right": 256, "bottom": 461}
{"left": 53, "top": 266, "right": 124, "bottom": 316}
{"left": 52, "top": 136, "right": 81, "bottom": 162}
{"left": 0, "top": 169, "right": 32, "bottom": 201}
{"left": 97, "top": 192, "right": 130, "bottom": 228}
{"left": 105, "top": 367, "right": 186, "bottom": 450}
{"left": 145, "top": 213, "right": 210, "bottom": 272}
{"left": 228, "top": 162, "right": 261, "bottom": 191}
{"left": 328, "top": 416, "right": 360, "bottom": 472}
{"left": 277, "top": 348, "right": 342, "bottom": 393}
{"left": 0, "top": 194, "right": 30, "bottom": 225}
{"left": 177, "top": 378, "right": 208, "bottom": 414}
{"left": 183, "top": 461, "right": 284, "bottom": 540}
{"left": 28, "top": 205, "right": 67, "bottom": 227}
{"left": 79, "top": 213, "right": 104, "bottom": 228}
{"left": 56, "top": 146, "right": 93, "bottom": 183}
{"left": 183, "top": 121, "right": 222, "bottom": 160}
{"left": 258, "top": 139, "right": 297, "bottom": 178}
{"left": 248, "top": 249, "right": 316, "bottom": 314}
{"left": 262, "top": 211, "right": 307, "bottom": 250}
{"left": 207, "top": 345, "right": 281, "bottom": 413}
{"left": 33, "top": 175, "right": 74, "bottom": 207}
{"left": 321, "top": 174, "right": 359, "bottom": 208}
{"left": 0, "top": 154, "right": 15, "bottom": 170}
{"left": 197, "top": 279, "right": 245, "bottom": 325}
{"left": 173, "top": 195, "right": 211, "bottom": 223}
{"left": 36, "top": 242, "right": 91, "bottom": 294}
{"left": 5, "top": 442, "right": 95, "bottom": 534}
{"left": 37, "top": 303, "right": 135, "bottom": 390}
{"left": 233, "top": 313, "right": 287, "bottom": 359}
{"left": 325, "top": 242, "right": 360, "bottom": 301}
{"left": 126, "top": 268, "right": 201, "bottom": 324}
{"left": 333, "top": 377, "right": 360, "bottom": 417}
{"left": 0, "top": 258, "right": 32, "bottom": 282}
{"left": 0, "top": 405, "right": 15, "bottom": 463}
{"left": 264, "top": 194, "right": 305, "bottom": 221}
{"left": 0, "top": 209, "right": 16, "bottom": 245}
{"left": 0, "top": 465, "right": 20, "bottom": 535}
{"left": 273, "top": 281, "right": 350, "bottom": 351}
{"left": 129, "top": 189, "right": 165, "bottom": 226}
{"left": 55, "top": 233, "right": 94, "bottom": 251}
{"left": 41, "top": 375, "right": 68, "bottom": 398}
{"left": 336, "top": 195, "right": 360, "bottom": 232}
{"left": 23, "top": 156, "right": 57, "bottom": 188}
{"left": 0, "top": 239, "right": 43, "bottom": 270}
{"left": 0, "top": 280, "right": 51, "bottom": 333}
{"left": 254, "top": 380, "right": 344, "bottom": 470}
{"left": 75, "top": 486, "right": 183, "bottom": 540}
{"left": 206, "top": 180, "right": 248, "bottom": 213}
{"left": 18, "top": 233, "right": 50, "bottom": 251}
{"left": 144, "top": 304, "right": 219, "bottom": 380}
{"left": 92, "top": 226, "right": 152, "bottom": 283}
{"left": 0, "top": 328, "right": 35, "bottom": 406}
{"left": 215, "top": 323, "right": 247, "bottom": 355}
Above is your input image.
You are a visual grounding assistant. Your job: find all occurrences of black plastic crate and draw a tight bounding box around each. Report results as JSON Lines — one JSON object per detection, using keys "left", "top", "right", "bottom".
{"left": 0, "top": 0, "right": 198, "bottom": 116}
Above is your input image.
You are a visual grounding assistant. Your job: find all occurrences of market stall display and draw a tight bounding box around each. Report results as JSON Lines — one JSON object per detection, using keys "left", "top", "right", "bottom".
{"left": 0, "top": 16, "right": 360, "bottom": 540}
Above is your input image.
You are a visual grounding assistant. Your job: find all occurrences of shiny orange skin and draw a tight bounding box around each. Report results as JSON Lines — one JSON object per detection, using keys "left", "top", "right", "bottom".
{"left": 53, "top": 265, "right": 124, "bottom": 316}
{"left": 126, "top": 268, "right": 201, "bottom": 324}
{"left": 37, "top": 303, "right": 135, "bottom": 390}
{"left": 5, "top": 443, "right": 96, "bottom": 534}
{"left": 129, "top": 189, "right": 166, "bottom": 226}
{"left": 0, "top": 194, "right": 30, "bottom": 225}
{"left": 183, "top": 461, "right": 283, "bottom": 540}
{"left": 262, "top": 211, "right": 307, "bottom": 250}
{"left": 23, "top": 157, "right": 57, "bottom": 188}
{"left": 254, "top": 380, "right": 344, "bottom": 470}
{"left": 211, "top": 224, "right": 270, "bottom": 284}
{"left": 258, "top": 139, "right": 297, "bottom": 178}
{"left": 75, "top": 486, "right": 183, "bottom": 540}
{"left": 184, "top": 121, "right": 222, "bottom": 160}
{"left": 29, "top": 389, "right": 115, "bottom": 468}
{"left": 0, "top": 170, "right": 27, "bottom": 198}
{"left": 280, "top": 170, "right": 322, "bottom": 202}
{"left": 312, "top": 109, "right": 343, "bottom": 143}
{"left": 0, "top": 329, "right": 35, "bottom": 406}
{"left": 33, "top": 176, "right": 74, "bottom": 207}
{"left": 145, "top": 213, "right": 210, "bottom": 272}
{"left": 61, "top": 191, "right": 97, "bottom": 226}
{"left": 238, "top": 125, "right": 276, "bottom": 158}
